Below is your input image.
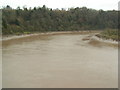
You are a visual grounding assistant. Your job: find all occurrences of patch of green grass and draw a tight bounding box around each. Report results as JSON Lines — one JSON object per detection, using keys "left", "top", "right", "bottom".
{"left": 97, "top": 29, "right": 119, "bottom": 41}
{"left": 23, "top": 32, "right": 31, "bottom": 34}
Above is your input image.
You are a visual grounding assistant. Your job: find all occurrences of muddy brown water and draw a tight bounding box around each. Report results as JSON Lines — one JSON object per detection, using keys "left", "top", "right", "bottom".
{"left": 2, "top": 34, "right": 118, "bottom": 88}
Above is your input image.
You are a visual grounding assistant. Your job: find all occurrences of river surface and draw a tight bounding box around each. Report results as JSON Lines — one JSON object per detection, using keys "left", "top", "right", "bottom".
{"left": 2, "top": 33, "right": 118, "bottom": 88}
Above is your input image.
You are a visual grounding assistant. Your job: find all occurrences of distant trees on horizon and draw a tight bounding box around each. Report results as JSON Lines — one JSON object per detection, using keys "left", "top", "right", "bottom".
{"left": 2, "top": 5, "right": 118, "bottom": 35}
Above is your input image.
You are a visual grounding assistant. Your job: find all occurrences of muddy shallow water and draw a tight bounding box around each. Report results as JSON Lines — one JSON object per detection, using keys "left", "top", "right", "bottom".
{"left": 2, "top": 34, "right": 118, "bottom": 88}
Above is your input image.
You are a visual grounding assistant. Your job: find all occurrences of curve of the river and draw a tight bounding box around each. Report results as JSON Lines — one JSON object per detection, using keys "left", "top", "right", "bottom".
{"left": 2, "top": 33, "right": 118, "bottom": 88}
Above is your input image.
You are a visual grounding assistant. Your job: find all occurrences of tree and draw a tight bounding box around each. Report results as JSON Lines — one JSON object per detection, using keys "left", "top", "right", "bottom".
{"left": 2, "top": 6, "right": 118, "bottom": 35}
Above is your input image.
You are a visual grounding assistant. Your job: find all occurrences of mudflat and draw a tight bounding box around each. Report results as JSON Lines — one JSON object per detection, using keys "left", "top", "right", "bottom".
{"left": 2, "top": 33, "right": 118, "bottom": 88}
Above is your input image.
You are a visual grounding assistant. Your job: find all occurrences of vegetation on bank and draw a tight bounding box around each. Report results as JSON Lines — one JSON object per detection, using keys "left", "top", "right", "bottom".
{"left": 2, "top": 5, "right": 118, "bottom": 35}
{"left": 96, "top": 30, "right": 119, "bottom": 41}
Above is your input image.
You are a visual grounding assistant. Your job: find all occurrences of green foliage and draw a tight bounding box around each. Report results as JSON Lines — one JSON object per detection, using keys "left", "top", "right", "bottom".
{"left": 2, "top": 5, "right": 118, "bottom": 35}
{"left": 100, "top": 29, "right": 119, "bottom": 41}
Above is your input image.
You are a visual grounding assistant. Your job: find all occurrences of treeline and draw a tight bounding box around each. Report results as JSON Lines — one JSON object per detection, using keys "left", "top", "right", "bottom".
{"left": 2, "top": 5, "right": 118, "bottom": 35}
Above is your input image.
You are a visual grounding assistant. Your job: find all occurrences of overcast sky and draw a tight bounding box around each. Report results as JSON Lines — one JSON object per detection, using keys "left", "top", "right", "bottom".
{"left": 0, "top": 0, "right": 119, "bottom": 10}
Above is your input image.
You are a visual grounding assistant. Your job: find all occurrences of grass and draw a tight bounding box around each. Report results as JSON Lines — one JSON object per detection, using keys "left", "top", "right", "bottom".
{"left": 96, "top": 29, "right": 119, "bottom": 41}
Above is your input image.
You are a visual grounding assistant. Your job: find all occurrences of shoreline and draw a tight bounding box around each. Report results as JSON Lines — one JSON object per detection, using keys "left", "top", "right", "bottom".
{"left": 1, "top": 31, "right": 118, "bottom": 47}
{"left": 91, "top": 36, "right": 118, "bottom": 44}
{"left": 1, "top": 31, "right": 100, "bottom": 41}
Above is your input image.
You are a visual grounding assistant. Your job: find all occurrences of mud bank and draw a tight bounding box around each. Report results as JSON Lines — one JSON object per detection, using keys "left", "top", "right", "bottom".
{"left": 2, "top": 33, "right": 118, "bottom": 88}
{"left": 2, "top": 31, "right": 100, "bottom": 41}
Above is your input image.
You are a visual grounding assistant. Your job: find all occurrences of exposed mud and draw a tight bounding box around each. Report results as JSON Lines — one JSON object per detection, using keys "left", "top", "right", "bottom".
{"left": 2, "top": 33, "right": 118, "bottom": 88}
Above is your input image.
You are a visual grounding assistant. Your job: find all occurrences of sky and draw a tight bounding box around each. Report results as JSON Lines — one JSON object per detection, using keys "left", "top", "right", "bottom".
{"left": 0, "top": 0, "right": 119, "bottom": 10}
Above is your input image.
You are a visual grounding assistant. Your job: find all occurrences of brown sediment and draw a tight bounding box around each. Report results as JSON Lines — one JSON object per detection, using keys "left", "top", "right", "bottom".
{"left": 88, "top": 39, "right": 118, "bottom": 48}
{"left": 81, "top": 34, "right": 118, "bottom": 48}
{"left": 82, "top": 35, "right": 93, "bottom": 41}
{"left": 2, "top": 33, "right": 118, "bottom": 88}
{"left": 82, "top": 38, "right": 90, "bottom": 41}
{"left": 2, "top": 31, "right": 100, "bottom": 41}
{"left": 2, "top": 31, "right": 99, "bottom": 47}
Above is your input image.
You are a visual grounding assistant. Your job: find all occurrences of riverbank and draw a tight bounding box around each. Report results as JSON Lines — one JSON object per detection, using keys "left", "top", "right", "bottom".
{"left": 2, "top": 31, "right": 118, "bottom": 48}
{"left": 82, "top": 34, "right": 118, "bottom": 48}
{"left": 95, "top": 30, "right": 119, "bottom": 41}
{"left": 2, "top": 31, "right": 100, "bottom": 41}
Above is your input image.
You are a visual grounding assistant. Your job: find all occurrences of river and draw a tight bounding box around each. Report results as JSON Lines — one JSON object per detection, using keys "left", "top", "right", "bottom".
{"left": 2, "top": 33, "right": 118, "bottom": 88}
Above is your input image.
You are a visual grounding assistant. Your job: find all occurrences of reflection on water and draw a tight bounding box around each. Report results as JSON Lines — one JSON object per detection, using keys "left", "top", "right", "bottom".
{"left": 2, "top": 34, "right": 118, "bottom": 88}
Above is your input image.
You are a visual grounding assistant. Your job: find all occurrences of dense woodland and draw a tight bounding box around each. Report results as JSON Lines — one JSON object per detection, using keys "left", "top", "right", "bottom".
{"left": 2, "top": 5, "right": 118, "bottom": 35}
